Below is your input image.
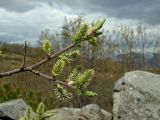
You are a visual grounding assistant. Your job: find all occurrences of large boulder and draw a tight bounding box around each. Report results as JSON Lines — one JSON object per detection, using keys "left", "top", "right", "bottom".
{"left": 113, "top": 71, "right": 160, "bottom": 120}
{"left": 47, "top": 104, "right": 112, "bottom": 120}
{"left": 0, "top": 99, "right": 27, "bottom": 120}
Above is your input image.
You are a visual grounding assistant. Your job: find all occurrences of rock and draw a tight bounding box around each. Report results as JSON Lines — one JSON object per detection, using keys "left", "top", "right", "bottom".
{"left": 101, "top": 109, "right": 112, "bottom": 120}
{"left": 0, "top": 99, "right": 27, "bottom": 120}
{"left": 46, "top": 108, "right": 80, "bottom": 120}
{"left": 113, "top": 70, "right": 160, "bottom": 120}
{"left": 0, "top": 99, "right": 111, "bottom": 120}
{"left": 80, "top": 104, "right": 102, "bottom": 120}
{"left": 80, "top": 104, "right": 112, "bottom": 120}
{"left": 47, "top": 104, "right": 112, "bottom": 120}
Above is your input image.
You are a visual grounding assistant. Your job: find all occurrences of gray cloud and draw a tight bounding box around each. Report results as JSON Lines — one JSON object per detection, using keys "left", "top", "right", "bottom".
{"left": 79, "top": 0, "right": 160, "bottom": 25}
{"left": 0, "top": 0, "right": 37, "bottom": 12}
{"left": 0, "top": 0, "right": 159, "bottom": 25}
{"left": 0, "top": 3, "right": 75, "bottom": 44}
{"left": 0, "top": 0, "right": 160, "bottom": 44}
{"left": 44, "top": 0, "right": 160, "bottom": 25}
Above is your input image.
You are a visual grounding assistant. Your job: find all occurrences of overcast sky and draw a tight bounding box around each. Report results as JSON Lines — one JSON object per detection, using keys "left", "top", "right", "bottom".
{"left": 0, "top": 0, "right": 160, "bottom": 45}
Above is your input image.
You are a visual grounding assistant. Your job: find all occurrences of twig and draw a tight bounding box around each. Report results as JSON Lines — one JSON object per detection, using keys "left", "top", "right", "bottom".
{"left": 0, "top": 43, "right": 75, "bottom": 78}
{"left": 21, "top": 41, "right": 27, "bottom": 68}
{"left": 0, "top": 26, "right": 98, "bottom": 78}
{"left": 28, "top": 69, "right": 75, "bottom": 89}
{"left": 0, "top": 68, "right": 25, "bottom": 77}
{"left": 26, "top": 44, "right": 75, "bottom": 70}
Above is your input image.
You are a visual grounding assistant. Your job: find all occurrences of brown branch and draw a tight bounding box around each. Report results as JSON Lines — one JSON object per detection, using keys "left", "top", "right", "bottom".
{"left": 0, "top": 43, "right": 75, "bottom": 78}
{"left": 26, "top": 44, "right": 75, "bottom": 70}
{"left": 21, "top": 41, "right": 27, "bottom": 68}
{"left": 28, "top": 69, "right": 75, "bottom": 89}
{"left": 0, "top": 68, "right": 25, "bottom": 78}
{"left": 29, "top": 69, "right": 54, "bottom": 81}
{"left": 0, "top": 26, "right": 98, "bottom": 78}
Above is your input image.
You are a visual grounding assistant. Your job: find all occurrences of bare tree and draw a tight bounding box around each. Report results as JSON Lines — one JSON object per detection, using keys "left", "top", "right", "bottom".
{"left": 113, "top": 26, "right": 136, "bottom": 69}
{"left": 136, "top": 22, "right": 148, "bottom": 67}
{"left": 122, "top": 26, "right": 136, "bottom": 68}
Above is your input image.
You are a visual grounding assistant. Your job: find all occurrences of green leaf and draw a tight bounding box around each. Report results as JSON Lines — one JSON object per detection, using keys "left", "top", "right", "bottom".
{"left": 20, "top": 105, "right": 36, "bottom": 120}
{"left": 80, "top": 69, "right": 94, "bottom": 84}
{"left": 20, "top": 117, "right": 25, "bottom": 120}
{"left": 43, "top": 110, "right": 56, "bottom": 118}
{"left": 59, "top": 50, "right": 80, "bottom": 63}
{"left": 42, "top": 39, "right": 52, "bottom": 55}
{"left": 67, "top": 69, "right": 78, "bottom": 85}
{"left": 67, "top": 50, "right": 80, "bottom": 59}
{"left": 88, "top": 37, "right": 97, "bottom": 46}
{"left": 36, "top": 102, "right": 45, "bottom": 120}
{"left": 52, "top": 59, "right": 65, "bottom": 76}
{"left": 71, "top": 23, "right": 89, "bottom": 44}
{"left": 26, "top": 106, "right": 32, "bottom": 120}
{"left": 74, "top": 69, "right": 95, "bottom": 95}
{"left": 54, "top": 84, "right": 73, "bottom": 101}
{"left": 93, "top": 17, "right": 106, "bottom": 31}
{"left": 83, "top": 91, "right": 97, "bottom": 97}
{"left": 95, "top": 31, "right": 103, "bottom": 37}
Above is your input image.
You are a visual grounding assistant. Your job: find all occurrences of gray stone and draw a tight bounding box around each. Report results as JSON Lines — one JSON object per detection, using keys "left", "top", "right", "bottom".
{"left": 101, "top": 109, "right": 112, "bottom": 120}
{"left": 0, "top": 99, "right": 27, "bottom": 120}
{"left": 80, "top": 104, "right": 102, "bottom": 120}
{"left": 0, "top": 99, "right": 111, "bottom": 120}
{"left": 113, "top": 70, "right": 160, "bottom": 120}
{"left": 79, "top": 104, "right": 112, "bottom": 120}
{"left": 47, "top": 104, "right": 112, "bottom": 120}
{"left": 46, "top": 108, "right": 80, "bottom": 120}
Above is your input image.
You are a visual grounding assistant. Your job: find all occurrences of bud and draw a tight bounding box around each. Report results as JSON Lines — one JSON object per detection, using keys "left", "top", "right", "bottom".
{"left": 68, "top": 80, "right": 74, "bottom": 85}
{"left": 36, "top": 102, "right": 45, "bottom": 119}
{"left": 88, "top": 37, "right": 97, "bottom": 46}
{"left": 42, "top": 39, "right": 52, "bottom": 55}
{"left": 93, "top": 17, "right": 106, "bottom": 31}
{"left": 52, "top": 59, "right": 65, "bottom": 76}
{"left": 71, "top": 23, "right": 88, "bottom": 44}
{"left": 83, "top": 91, "right": 97, "bottom": 97}
{"left": 68, "top": 50, "right": 80, "bottom": 58}
{"left": 95, "top": 31, "right": 103, "bottom": 37}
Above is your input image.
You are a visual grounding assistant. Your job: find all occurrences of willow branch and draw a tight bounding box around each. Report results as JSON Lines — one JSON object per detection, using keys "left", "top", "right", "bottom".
{"left": 27, "top": 44, "right": 75, "bottom": 70}
{"left": 28, "top": 69, "right": 75, "bottom": 89}
{"left": 0, "top": 68, "right": 25, "bottom": 78}
{"left": 0, "top": 44, "right": 75, "bottom": 78}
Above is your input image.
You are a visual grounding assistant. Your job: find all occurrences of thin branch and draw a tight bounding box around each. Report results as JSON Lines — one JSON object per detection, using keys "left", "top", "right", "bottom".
{"left": 28, "top": 69, "right": 75, "bottom": 89}
{"left": 0, "top": 68, "right": 25, "bottom": 78}
{"left": 29, "top": 69, "right": 54, "bottom": 81}
{"left": 26, "top": 44, "right": 75, "bottom": 70}
{"left": 0, "top": 44, "right": 75, "bottom": 78}
{"left": 21, "top": 41, "right": 27, "bottom": 68}
{"left": 0, "top": 25, "right": 97, "bottom": 78}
